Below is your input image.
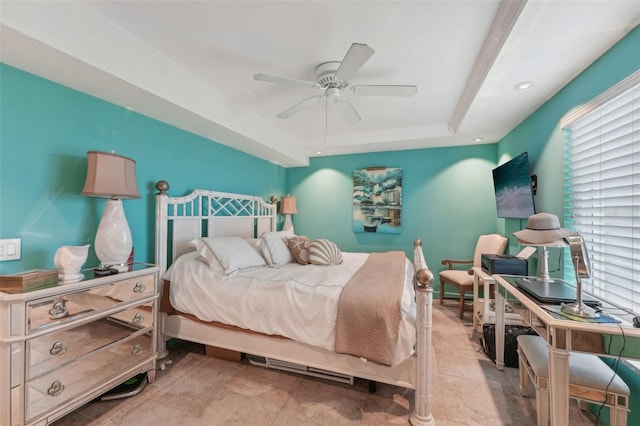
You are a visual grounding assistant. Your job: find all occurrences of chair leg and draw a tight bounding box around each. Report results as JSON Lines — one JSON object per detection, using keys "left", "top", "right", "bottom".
{"left": 439, "top": 280, "right": 445, "bottom": 305}
{"left": 458, "top": 290, "right": 465, "bottom": 318}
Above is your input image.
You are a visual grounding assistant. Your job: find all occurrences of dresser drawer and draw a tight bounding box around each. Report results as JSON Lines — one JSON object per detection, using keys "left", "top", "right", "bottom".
{"left": 27, "top": 274, "right": 155, "bottom": 333}
{"left": 26, "top": 305, "right": 153, "bottom": 380}
{"left": 25, "top": 329, "right": 153, "bottom": 422}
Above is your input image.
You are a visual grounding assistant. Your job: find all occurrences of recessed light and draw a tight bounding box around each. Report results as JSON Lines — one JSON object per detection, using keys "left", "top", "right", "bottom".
{"left": 472, "top": 137, "right": 484, "bottom": 142}
{"left": 514, "top": 81, "right": 534, "bottom": 90}
{"left": 315, "top": 150, "right": 323, "bottom": 155}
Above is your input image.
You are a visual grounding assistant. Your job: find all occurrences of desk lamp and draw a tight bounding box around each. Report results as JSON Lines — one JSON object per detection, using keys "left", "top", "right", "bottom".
{"left": 513, "top": 213, "right": 568, "bottom": 282}
{"left": 82, "top": 151, "right": 140, "bottom": 272}
{"left": 561, "top": 233, "right": 599, "bottom": 318}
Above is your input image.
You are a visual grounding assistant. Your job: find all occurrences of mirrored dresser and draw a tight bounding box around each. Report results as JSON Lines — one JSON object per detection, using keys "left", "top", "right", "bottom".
{"left": 0, "top": 263, "right": 159, "bottom": 425}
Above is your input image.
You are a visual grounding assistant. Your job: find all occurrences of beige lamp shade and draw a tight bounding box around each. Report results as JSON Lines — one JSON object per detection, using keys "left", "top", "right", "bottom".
{"left": 280, "top": 195, "right": 297, "bottom": 214}
{"left": 82, "top": 151, "right": 140, "bottom": 199}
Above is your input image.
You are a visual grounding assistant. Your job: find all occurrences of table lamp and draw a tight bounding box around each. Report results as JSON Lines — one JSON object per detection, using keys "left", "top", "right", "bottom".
{"left": 513, "top": 213, "right": 568, "bottom": 282}
{"left": 82, "top": 151, "right": 140, "bottom": 272}
{"left": 280, "top": 195, "right": 297, "bottom": 233}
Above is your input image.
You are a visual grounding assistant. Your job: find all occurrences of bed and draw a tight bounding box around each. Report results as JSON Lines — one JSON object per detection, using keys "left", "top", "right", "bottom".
{"left": 154, "top": 181, "right": 436, "bottom": 425}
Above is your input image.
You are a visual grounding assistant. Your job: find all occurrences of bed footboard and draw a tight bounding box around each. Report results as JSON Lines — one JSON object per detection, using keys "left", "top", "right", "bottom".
{"left": 411, "top": 239, "right": 436, "bottom": 426}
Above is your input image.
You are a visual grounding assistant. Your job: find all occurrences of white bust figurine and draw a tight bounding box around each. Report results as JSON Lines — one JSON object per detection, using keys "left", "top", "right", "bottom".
{"left": 54, "top": 245, "right": 90, "bottom": 283}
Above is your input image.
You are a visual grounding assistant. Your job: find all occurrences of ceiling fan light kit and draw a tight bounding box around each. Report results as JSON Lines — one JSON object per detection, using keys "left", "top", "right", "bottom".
{"left": 254, "top": 43, "right": 417, "bottom": 125}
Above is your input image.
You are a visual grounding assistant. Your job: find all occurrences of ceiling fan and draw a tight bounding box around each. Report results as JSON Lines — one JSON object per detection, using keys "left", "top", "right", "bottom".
{"left": 254, "top": 43, "right": 417, "bottom": 124}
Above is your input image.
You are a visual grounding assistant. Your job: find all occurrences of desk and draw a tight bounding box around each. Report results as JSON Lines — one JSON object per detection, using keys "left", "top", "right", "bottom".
{"left": 493, "top": 274, "right": 640, "bottom": 426}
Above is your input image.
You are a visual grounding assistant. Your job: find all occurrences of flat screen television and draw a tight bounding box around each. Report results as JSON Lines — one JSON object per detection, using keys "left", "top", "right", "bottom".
{"left": 492, "top": 152, "right": 536, "bottom": 219}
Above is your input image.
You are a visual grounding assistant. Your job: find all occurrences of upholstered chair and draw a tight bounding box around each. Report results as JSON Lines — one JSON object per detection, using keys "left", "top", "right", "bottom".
{"left": 439, "top": 234, "right": 508, "bottom": 318}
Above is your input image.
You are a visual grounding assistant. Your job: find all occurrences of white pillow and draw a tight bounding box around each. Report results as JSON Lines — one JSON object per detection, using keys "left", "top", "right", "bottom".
{"left": 196, "top": 236, "right": 266, "bottom": 275}
{"left": 189, "top": 238, "right": 224, "bottom": 276}
{"left": 260, "top": 231, "right": 294, "bottom": 266}
{"left": 309, "top": 239, "right": 343, "bottom": 266}
{"left": 244, "top": 238, "right": 268, "bottom": 260}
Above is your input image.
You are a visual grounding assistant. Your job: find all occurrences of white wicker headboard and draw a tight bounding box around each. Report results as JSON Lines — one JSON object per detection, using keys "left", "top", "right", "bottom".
{"left": 154, "top": 180, "right": 277, "bottom": 276}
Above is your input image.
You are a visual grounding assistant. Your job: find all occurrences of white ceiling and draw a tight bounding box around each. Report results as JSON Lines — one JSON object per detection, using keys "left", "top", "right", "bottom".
{"left": 1, "top": 1, "right": 639, "bottom": 167}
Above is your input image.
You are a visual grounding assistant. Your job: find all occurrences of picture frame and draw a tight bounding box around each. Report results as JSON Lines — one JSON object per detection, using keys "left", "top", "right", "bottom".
{"left": 352, "top": 167, "right": 402, "bottom": 234}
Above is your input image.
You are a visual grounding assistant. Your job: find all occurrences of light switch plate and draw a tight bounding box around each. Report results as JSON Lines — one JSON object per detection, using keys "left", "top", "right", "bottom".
{"left": 0, "top": 238, "right": 21, "bottom": 261}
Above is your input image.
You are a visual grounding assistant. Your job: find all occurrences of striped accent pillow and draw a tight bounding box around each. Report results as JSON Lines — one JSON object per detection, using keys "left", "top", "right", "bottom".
{"left": 309, "top": 239, "right": 343, "bottom": 266}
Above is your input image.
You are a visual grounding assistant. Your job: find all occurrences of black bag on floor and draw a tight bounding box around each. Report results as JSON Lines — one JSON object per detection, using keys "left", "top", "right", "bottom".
{"left": 482, "top": 323, "right": 537, "bottom": 368}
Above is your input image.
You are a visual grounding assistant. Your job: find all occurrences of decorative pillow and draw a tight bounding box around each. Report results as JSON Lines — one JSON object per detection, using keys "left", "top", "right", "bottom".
{"left": 189, "top": 238, "right": 224, "bottom": 276}
{"left": 286, "top": 236, "right": 311, "bottom": 265}
{"left": 309, "top": 239, "right": 343, "bottom": 266}
{"left": 196, "top": 236, "right": 266, "bottom": 275}
{"left": 260, "top": 231, "right": 294, "bottom": 266}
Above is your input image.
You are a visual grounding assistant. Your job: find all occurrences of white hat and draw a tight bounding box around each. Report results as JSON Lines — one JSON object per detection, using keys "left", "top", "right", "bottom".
{"left": 513, "top": 213, "right": 568, "bottom": 245}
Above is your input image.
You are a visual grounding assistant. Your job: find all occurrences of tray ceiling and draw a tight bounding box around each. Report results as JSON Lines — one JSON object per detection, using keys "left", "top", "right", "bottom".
{"left": 1, "top": 1, "right": 638, "bottom": 166}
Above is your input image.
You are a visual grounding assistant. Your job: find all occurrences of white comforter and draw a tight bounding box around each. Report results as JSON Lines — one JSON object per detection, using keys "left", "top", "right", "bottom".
{"left": 163, "top": 251, "right": 417, "bottom": 365}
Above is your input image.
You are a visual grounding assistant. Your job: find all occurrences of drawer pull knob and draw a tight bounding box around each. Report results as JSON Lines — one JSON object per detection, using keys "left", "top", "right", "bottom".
{"left": 47, "top": 380, "right": 65, "bottom": 396}
{"left": 49, "top": 341, "right": 66, "bottom": 356}
{"left": 133, "top": 282, "right": 145, "bottom": 293}
{"left": 49, "top": 301, "right": 68, "bottom": 319}
{"left": 131, "top": 344, "right": 143, "bottom": 355}
{"left": 132, "top": 313, "right": 144, "bottom": 324}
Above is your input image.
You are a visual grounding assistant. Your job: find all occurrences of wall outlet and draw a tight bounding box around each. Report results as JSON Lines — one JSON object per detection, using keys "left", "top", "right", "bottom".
{"left": 0, "top": 238, "right": 21, "bottom": 261}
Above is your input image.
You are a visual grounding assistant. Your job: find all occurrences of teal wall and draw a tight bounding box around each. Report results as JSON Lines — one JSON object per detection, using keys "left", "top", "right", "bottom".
{"left": 286, "top": 144, "right": 500, "bottom": 277}
{"left": 496, "top": 25, "right": 640, "bottom": 426}
{"left": 0, "top": 64, "right": 286, "bottom": 274}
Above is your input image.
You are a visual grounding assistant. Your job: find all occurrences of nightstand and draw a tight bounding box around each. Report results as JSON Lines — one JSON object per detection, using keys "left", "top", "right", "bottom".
{"left": 0, "top": 263, "right": 159, "bottom": 425}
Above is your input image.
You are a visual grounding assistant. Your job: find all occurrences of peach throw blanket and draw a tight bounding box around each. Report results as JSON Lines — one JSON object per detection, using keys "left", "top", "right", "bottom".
{"left": 334, "top": 251, "right": 406, "bottom": 365}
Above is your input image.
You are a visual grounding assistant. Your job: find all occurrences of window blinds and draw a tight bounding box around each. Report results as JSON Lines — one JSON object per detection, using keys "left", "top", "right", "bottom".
{"left": 563, "top": 72, "right": 640, "bottom": 313}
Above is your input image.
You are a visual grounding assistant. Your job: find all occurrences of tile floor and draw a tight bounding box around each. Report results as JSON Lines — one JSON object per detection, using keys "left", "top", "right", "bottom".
{"left": 53, "top": 302, "right": 601, "bottom": 425}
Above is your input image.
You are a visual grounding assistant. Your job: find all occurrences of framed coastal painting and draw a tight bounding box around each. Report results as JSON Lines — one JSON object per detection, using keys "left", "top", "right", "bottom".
{"left": 352, "top": 167, "right": 402, "bottom": 234}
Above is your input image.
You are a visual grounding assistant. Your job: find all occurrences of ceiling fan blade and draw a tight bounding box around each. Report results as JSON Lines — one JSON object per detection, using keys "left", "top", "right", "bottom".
{"left": 351, "top": 85, "right": 418, "bottom": 97}
{"left": 254, "top": 73, "right": 320, "bottom": 89}
{"left": 276, "top": 95, "right": 323, "bottom": 119}
{"left": 334, "top": 43, "right": 374, "bottom": 82}
{"left": 334, "top": 98, "right": 361, "bottom": 124}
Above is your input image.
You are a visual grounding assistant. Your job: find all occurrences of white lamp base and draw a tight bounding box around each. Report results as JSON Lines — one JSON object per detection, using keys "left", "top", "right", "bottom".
{"left": 95, "top": 199, "right": 132, "bottom": 271}
{"left": 282, "top": 214, "right": 294, "bottom": 233}
{"left": 535, "top": 246, "right": 553, "bottom": 281}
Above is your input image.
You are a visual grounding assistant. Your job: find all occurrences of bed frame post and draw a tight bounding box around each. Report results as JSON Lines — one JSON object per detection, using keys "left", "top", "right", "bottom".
{"left": 410, "top": 239, "right": 436, "bottom": 426}
{"left": 155, "top": 180, "right": 170, "bottom": 359}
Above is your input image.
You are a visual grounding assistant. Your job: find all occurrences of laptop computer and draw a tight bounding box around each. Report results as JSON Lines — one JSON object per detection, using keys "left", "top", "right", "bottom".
{"left": 515, "top": 278, "right": 601, "bottom": 307}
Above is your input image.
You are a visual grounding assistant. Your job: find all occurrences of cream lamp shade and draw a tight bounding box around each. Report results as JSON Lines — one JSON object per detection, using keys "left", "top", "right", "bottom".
{"left": 280, "top": 195, "right": 297, "bottom": 233}
{"left": 82, "top": 151, "right": 140, "bottom": 271}
{"left": 82, "top": 151, "right": 140, "bottom": 199}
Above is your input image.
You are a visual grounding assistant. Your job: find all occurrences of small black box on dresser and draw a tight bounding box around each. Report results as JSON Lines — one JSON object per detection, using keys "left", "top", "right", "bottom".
{"left": 481, "top": 254, "right": 528, "bottom": 276}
